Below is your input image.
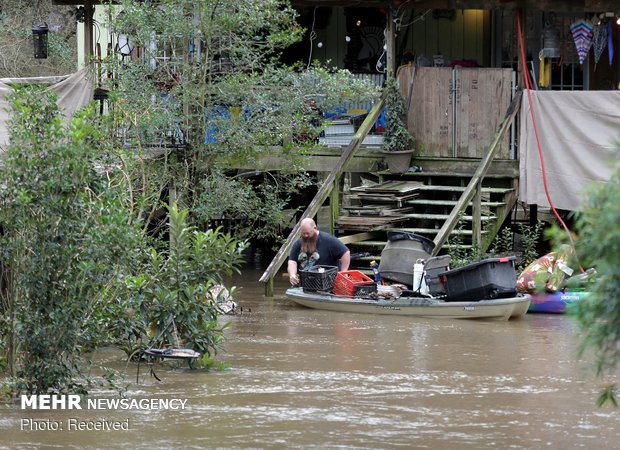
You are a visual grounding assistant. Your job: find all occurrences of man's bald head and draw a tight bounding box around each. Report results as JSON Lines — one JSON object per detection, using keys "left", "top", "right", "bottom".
{"left": 299, "top": 218, "right": 319, "bottom": 253}
{"left": 300, "top": 218, "right": 316, "bottom": 235}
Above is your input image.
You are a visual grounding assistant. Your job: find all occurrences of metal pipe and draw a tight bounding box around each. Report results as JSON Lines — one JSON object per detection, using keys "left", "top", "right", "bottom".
{"left": 451, "top": 67, "right": 458, "bottom": 157}
{"left": 510, "top": 70, "right": 517, "bottom": 159}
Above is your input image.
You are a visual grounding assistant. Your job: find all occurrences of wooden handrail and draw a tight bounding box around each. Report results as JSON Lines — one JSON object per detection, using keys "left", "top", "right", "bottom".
{"left": 431, "top": 90, "right": 522, "bottom": 256}
{"left": 259, "top": 97, "right": 385, "bottom": 295}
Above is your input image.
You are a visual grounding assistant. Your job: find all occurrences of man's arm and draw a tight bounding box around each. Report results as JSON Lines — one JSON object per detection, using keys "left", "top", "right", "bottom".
{"left": 339, "top": 250, "right": 351, "bottom": 272}
{"left": 287, "top": 260, "right": 300, "bottom": 286}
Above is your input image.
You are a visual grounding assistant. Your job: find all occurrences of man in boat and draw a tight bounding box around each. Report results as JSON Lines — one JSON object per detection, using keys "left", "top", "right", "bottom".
{"left": 287, "top": 218, "right": 350, "bottom": 286}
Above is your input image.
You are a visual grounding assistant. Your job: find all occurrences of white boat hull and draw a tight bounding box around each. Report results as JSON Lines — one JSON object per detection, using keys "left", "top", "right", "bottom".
{"left": 285, "top": 288, "right": 530, "bottom": 320}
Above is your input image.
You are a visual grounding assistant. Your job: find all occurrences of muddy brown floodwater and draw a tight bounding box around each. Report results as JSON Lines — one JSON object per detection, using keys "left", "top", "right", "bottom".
{"left": 2, "top": 266, "right": 619, "bottom": 449}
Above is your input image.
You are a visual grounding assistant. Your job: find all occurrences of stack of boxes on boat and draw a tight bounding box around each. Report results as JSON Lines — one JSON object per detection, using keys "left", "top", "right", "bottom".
{"left": 300, "top": 265, "right": 377, "bottom": 297}
{"left": 298, "top": 231, "right": 518, "bottom": 301}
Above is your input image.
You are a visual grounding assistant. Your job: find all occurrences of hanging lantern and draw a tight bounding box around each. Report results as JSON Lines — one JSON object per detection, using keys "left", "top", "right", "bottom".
{"left": 32, "top": 23, "right": 49, "bottom": 59}
{"left": 117, "top": 34, "right": 134, "bottom": 56}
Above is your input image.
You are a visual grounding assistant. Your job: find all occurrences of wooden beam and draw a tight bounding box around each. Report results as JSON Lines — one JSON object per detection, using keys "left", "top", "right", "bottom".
{"left": 329, "top": 175, "right": 341, "bottom": 234}
{"left": 84, "top": 1, "right": 94, "bottom": 60}
{"left": 338, "top": 231, "right": 381, "bottom": 245}
{"left": 54, "top": 0, "right": 620, "bottom": 11}
{"left": 431, "top": 90, "right": 522, "bottom": 256}
{"left": 472, "top": 180, "right": 482, "bottom": 247}
{"left": 291, "top": 0, "right": 620, "bottom": 12}
{"left": 259, "top": 97, "right": 385, "bottom": 288}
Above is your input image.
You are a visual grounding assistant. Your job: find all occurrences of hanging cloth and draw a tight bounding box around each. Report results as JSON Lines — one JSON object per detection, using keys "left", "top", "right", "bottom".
{"left": 538, "top": 53, "right": 551, "bottom": 88}
{"left": 592, "top": 21, "right": 608, "bottom": 69}
{"left": 570, "top": 19, "right": 594, "bottom": 65}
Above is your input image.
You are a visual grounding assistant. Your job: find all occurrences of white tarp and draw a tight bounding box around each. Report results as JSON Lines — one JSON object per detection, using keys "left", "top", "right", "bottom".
{"left": 519, "top": 90, "right": 620, "bottom": 211}
{"left": 0, "top": 69, "right": 93, "bottom": 153}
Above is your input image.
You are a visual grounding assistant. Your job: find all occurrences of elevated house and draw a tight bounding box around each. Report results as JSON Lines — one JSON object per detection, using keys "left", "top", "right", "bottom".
{"left": 48, "top": 0, "right": 620, "bottom": 294}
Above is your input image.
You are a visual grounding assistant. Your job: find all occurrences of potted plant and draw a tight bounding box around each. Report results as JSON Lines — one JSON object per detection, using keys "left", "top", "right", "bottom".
{"left": 381, "top": 73, "right": 415, "bottom": 173}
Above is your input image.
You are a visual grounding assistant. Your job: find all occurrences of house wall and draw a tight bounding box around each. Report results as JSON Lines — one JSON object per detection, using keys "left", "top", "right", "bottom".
{"left": 403, "top": 9, "right": 490, "bottom": 67}
{"left": 323, "top": 7, "right": 347, "bottom": 68}
{"left": 303, "top": 8, "right": 490, "bottom": 70}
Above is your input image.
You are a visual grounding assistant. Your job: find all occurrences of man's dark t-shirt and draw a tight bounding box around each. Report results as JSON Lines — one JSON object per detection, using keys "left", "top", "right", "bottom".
{"left": 289, "top": 232, "right": 348, "bottom": 270}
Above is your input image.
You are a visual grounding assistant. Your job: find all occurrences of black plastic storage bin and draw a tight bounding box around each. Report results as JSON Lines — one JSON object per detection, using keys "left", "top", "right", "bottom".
{"left": 439, "top": 256, "right": 517, "bottom": 302}
{"left": 424, "top": 255, "right": 452, "bottom": 296}
{"left": 300, "top": 265, "right": 338, "bottom": 293}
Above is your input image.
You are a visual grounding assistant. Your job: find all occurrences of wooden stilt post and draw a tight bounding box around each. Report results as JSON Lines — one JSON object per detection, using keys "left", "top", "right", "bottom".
{"left": 329, "top": 175, "right": 341, "bottom": 235}
{"left": 472, "top": 181, "right": 482, "bottom": 248}
{"left": 84, "top": 1, "right": 94, "bottom": 60}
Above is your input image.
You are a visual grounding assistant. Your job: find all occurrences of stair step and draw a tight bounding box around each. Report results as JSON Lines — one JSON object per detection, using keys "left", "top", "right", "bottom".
{"left": 416, "top": 185, "right": 514, "bottom": 194}
{"left": 348, "top": 240, "right": 387, "bottom": 248}
{"left": 401, "top": 213, "right": 497, "bottom": 221}
{"left": 354, "top": 255, "right": 381, "bottom": 262}
{"left": 407, "top": 199, "right": 506, "bottom": 207}
{"left": 390, "top": 227, "right": 489, "bottom": 236}
{"left": 391, "top": 171, "right": 517, "bottom": 180}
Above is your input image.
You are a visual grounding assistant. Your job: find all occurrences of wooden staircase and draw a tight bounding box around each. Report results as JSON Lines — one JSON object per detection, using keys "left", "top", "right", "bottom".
{"left": 336, "top": 171, "right": 518, "bottom": 271}
{"left": 259, "top": 90, "right": 521, "bottom": 295}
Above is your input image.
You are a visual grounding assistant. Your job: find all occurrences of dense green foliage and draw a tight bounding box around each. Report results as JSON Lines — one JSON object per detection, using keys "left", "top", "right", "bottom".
{"left": 0, "top": 88, "right": 248, "bottom": 395}
{"left": 123, "top": 203, "right": 246, "bottom": 360}
{"left": 0, "top": 0, "right": 383, "bottom": 395}
{"left": 570, "top": 164, "right": 620, "bottom": 406}
{"left": 447, "top": 216, "right": 543, "bottom": 270}
{"left": 104, "top": 0, "right": 379, "bottom": 242}
{"left": 0, "top": 88, "right": 144, "bottom": 394}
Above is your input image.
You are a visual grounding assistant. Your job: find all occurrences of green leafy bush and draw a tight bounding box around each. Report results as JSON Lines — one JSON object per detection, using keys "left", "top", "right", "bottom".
{"left": 569, "top": 164, "right": 620, "bottom": 406}
{"left": 125, "top": 203, "right": 247, "bottom": 360}
{"left": 0, "top": 88, "right": 144, "bottom": 394}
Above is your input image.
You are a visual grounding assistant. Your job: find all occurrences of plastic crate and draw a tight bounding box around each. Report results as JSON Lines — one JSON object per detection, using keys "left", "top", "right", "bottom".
{"left": 299, "top": 265, "right": 337, "bottom": 293}
{"left": 333, "top": 271, "right": 377, "bottom": 297}
{"left": 439, "top": 256, "right": 517, "bottom": 302}
{"left": 424, "top": 255, "right": 452, "bottom": 296}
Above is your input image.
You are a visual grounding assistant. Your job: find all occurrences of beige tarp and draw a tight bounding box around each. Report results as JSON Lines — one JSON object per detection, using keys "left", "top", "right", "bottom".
{"left": 519, "top": 90, "right": 620, "bottom": 211}
{"left": 0, "top": 80, "right": 12, "bottom": 151}
{"left": 0, "top": 69, "right": 94, "bottom": 153}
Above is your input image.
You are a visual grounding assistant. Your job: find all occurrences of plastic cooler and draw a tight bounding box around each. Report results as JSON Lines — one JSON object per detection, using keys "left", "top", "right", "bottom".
{"left": 333, "top": 271, "right": 377, "bottom": 297}
{"left": 439, "top": 256, "right": 517, "bottom": 302}
{"left": 423, "top": 255, "right": 452, "bottom": 296}
{"left": 299, "top": 265, "right": 338, "bottom": 293}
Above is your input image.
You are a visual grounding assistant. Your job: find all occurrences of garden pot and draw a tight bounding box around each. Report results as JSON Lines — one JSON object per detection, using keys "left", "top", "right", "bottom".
{"left": 381, "top": 149, "right": 414, "bottom": 173}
